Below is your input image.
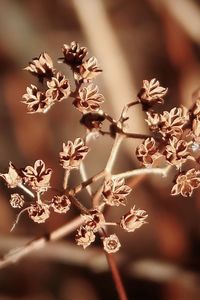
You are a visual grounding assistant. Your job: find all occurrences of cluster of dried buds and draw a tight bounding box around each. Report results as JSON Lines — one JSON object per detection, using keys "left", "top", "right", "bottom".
{"left": 136, "top": 79, "right": 200, "bottom": 197}
{"left": 1, "top": 41, "right": 200, "bottom": 256}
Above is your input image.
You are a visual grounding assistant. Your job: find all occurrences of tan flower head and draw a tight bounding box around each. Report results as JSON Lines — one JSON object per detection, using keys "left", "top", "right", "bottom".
{"left": 24, "top": 52, "right": 54, "bottom": 81}
{"left": 81, "top": 208, "right": 105, "bottom": 232}
{"left": 22, "top": 85, "right": 54, "bottom": 114}
{"left": 75, "top": 57, "right": 102, "bottom": 83}
{"left": 46, "top": 72, "right": 71, "bottom": 102}
{"left": 73, "top": 84, "right": 104, "bottom": 113}
{"left": 51, "top": 195, "right": 71, "bottom": 214}
{"left": 120, "top": 206, "right": 148, "bottom": 232}
{"left": 171, "top": 168, "right": 200, "bottom": 197}
{"left": 22, "top": 160, "right": 52, "bottom": 193}
{"left": 159, "top": 107, "right": 189, "bottom": 138}
{"left": 75, "top": 225, "right": 96, "bottom": 249}
{"left": 59, "top": 41, "right": 88, "bottom": 66}
{"left": 10, "top": 193, "right": 25, "bottom": 209}
{"left": 0, "top": 162, "right": 22, "bottom": 188}
{"left": 164, "top": 137, "right": 193, "bottom": 169}
{"left": 137, "top": 78, "right": 168, "bottom": 109}
{"left": 102, "top": 178, "right": 132, "bottom": 206}
{"left": 59, "top": 138, "right": 89, "bottom": 170}
{"left": 28, "top": 203, "right": 50, "bottom": 223}
{"left": 145, "top": 112, "right": 160, "bottom": 132}
{"left": 103, "top": 234, "right": 121, "bottom": 253}
{"left": 136, "top": 137, "right": 162, "bottom": 167}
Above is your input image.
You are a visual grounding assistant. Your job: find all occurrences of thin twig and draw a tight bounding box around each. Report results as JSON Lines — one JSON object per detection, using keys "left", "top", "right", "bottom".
{"left": 0, "top": 216, "right": 83, "bottom": 269}
{"left": 63, "top": 169, "right": 70, "bottom": 190}
{"left": 112, "top": 165, "right": 171, "bottom": 179}
{"left": 18, "top": 183, "right": 35, "bottom": 198}
{"left": 105, "top": 134, "right": 124, "bottom": 173}
{"left": 122, "top": 131, "right": 151, "bottom": 140}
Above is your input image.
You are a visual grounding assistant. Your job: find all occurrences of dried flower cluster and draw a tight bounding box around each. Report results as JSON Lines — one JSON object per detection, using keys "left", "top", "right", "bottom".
{"left": 1, "top": 41, "right": 199, "bottom": 262}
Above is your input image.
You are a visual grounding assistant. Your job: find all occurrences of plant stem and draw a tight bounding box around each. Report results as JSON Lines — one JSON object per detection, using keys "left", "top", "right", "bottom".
{"left": 18, "top": 183, "right": 34, "bottom": 198}
{"left": 122, "top": 131, "right": 151, "bottom": 139}
{"left": 63, "top": 169, "right": 70, "bottom": 190}
{"left": 105, "top": 134, "right": 124, "bottom": 173}
{"left": 112, "top": 166, "right": 170, "bottom": 179}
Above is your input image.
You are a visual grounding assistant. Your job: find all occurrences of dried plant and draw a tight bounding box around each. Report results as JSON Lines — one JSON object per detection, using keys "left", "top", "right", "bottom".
{"left": 1, "top": 41, "right": 200, "bottom": 300}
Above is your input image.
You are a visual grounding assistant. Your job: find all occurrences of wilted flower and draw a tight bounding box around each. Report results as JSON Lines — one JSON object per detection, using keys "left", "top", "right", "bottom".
{"left": 46, "top": 72, "right": 71, "bottom": 102}
{"left": 102, "top": 178, "right": 132, "bottom": 206}
{"left": 73, "top": 84, "right": 104, "bottom": 113}
{"left": 103, "top": 234, "right": 121, "bottom": 253}
{"left": 145, "top": 112, "right": 160, "bottom": 132}
{"left": 75, "top": 57, "right": 102, "bottom": 82}
{"left": 59, "top": 138, "right": 89, "bottom": 170}
{"left": 120, "top": 207, "right": 148, "bottom": 232}
{"left": 75, "top": 225, "right": 96, "bottom": 249}
{"left": 22, "top": 85, "right": 54, "bottom": 113}
{"left": 81, "top": 208, "right": 105, "bottom": 232}
{"left": 59, "top": 41, "right": 88, "bottom": 67}
{"left": 22, "top": 160, "right": 52, "bottom": 193}
{"left": 137, "top": 78, "right": 168, "bottom": 109}
{"left": 24, "top": 52, "right": 54, "bottom": 81}
{"left": 159, "top": 107, "right": 189, "bottom": 138}
{"left": 10, "top": 193, "right": 25, "bottom": 209}
{"left": 0, "top": 162, "right": 22, "bottom": 188}
{"left": 28, "top": 203, "right": 50, "bottom": 223}
{"left": 171, "top": 168, "right": 200, "bottom": 197}
{"left": 51, "top": 195, "right": 71, "bottom": 214}
{"left": 164, "top": 137, "right": 193, "bottom": 169}
{"left": 136, "top": 137, "right": 162, "bottom": 167}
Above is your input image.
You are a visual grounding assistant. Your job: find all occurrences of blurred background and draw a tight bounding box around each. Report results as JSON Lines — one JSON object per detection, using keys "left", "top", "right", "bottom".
{"left": 1, "top": 0, "right": 200, "bottom": 299}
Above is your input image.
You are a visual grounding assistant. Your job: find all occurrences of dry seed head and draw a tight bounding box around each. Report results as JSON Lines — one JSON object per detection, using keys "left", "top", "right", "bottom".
{"left": 51, "top": 195, "right": 71, "bottom": 214}
{"left": 120, "top": 207, "right": 148, "bottom": 232}
{"left": 103, "top": 234, "right": 121, "bottom": 253}
{"left": 60, "top": 41, "right": 88, "bottom": 66}
{"left": 28, "top": 203, "right": 50, "bottom": 223}
{"left": 46, "top": 72, "right": 71, "bottom": 102}
{"left": 136, "top": 137, "right": 162, "bottom": 167}
{"left": 10, "top": 193, "right": 25, "bottom": 209}
{"left": 0, "top": 162, "right": 22, "bottom": 188}
{"left": 75, "top": 225, "right": 96, "bottom": 249}
{"left": 75, "top": 56, "right": 102, "bottom": 83}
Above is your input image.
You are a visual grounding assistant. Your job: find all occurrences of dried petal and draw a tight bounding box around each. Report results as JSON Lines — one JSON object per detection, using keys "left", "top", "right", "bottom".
{"left": 59, "top": 138, "right": 89, "bottom": 170}
{"left": 24, "top": 52, "right": 54, "bottom": 80}
{"left": 138, "top": 78, "right": 168, "bottom": 109}
{"left": 73, "top": 84, "right": 104, "bottom": 113}
{"left": 102, "top": 178, "right": 132, "bottom": 206}
{"left": 28, "top": 203, "right": 50, "bottom": 223}
{"left": 171, "top": 168, "right": 200, "bottom": 197}
{"left": 75, "top": 225, "right": 96, "bottom": 249}
{"left": 59, "top": 41, "right": 88, "bottom": 66}
{"left": 120, "top": 206, "right": 148, "bottom": 232}
{"left": 0, "top": 162, "right": 22, "bottom": 188}
{"left": 22, "top": 85, "right": 54, "bottom": 113}
{"left": 103, "top": 234, "right": 121, "bottom": 253}
{"left": 46, "top": 72, "right": 71, "bottom": 102}
{"left": 75, "top": 57, "right": 102, "bottom": 82}
{"left": 81, "top": 208, "right": 105, "bottom": 232}
{"left": 51, "top": 195, "right": 71, "bottom": 214}
{"left": 10, "top": 193, "right": 25, "bottom": 208}
{"left": 164, "top": 137, "right": 193, "bottom": 169}
{"left": 136, "top": 137, "right": 162, "bottom": 167}
{"left": 145, "top": 112, "right": 160, "bottom": 132}
{"left": 22, "top": 160, "right": 52, "bottom": 193}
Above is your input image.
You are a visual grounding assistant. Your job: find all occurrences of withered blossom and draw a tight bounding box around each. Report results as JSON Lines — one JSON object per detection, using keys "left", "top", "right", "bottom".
{"left": 137, "top": 78, "right": 168, "bottom": 109}
{"left": 164, "top": 137, "right": 193, "bottom": 169}
{"left": 51, "top": 195, "right": 71, "bottom": 214}
{"left": 120, "top": 207, "right": 148, "bottom": 232}
{"left": 0, "top": 162, "right": 22, "bottom": 188}
{"left": 102, "top": 178, "right": 132, "bottom": 206}
{"left": 59, "top": 138, "right": 89, "bottom": 170}
{"left": 73, "top": 84, "right": 104, "bottom": 113}
{"left": 159, "top": 107, "right": 189, "bottom": 138}
{"left": 59, "top": 41, "right": 88, "bottom": 67}
{"left": 81, "top": 208, "right": 105, "bottom": 232}
{"left": 171, "top": 168, "right": 200, "bottom": 197}
{"left": 28, "top": 203, "right": 50, "bottom": 223}
{"left": 75, "top": 225, "right": 96, "bottom": 249}
{"left": 145, "top": 112, "right": 160, "bottom": 132}
{"left": 80, "top": 112, "right": 105, "bottom": 131}
{"left": 22, "top": 160, "right": 52, "bottom": 193}
{"left": 24, "top": 52, "right": 55, "bottom": 81}
{"left": 10, "top": 193, "right": 25, "bottom": 209}
{"left": 103, "top": 234, "right": 121, "bottom": 253}
{"left": 46, "top": 72, "right": 71, "bottom": 102}
{"left": 22, "top": 85, "right": 54, "bottom": 114}
{"left": 136, "top": 137, "right": 162, "bottom": 167}
{"left": 75, "top": 57, "right": 102, "bottom": 82}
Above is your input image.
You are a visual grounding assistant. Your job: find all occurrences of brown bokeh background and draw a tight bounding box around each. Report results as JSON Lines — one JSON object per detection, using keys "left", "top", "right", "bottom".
{"left": 1, "top": 0, "right": 200, "bottom": 299}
